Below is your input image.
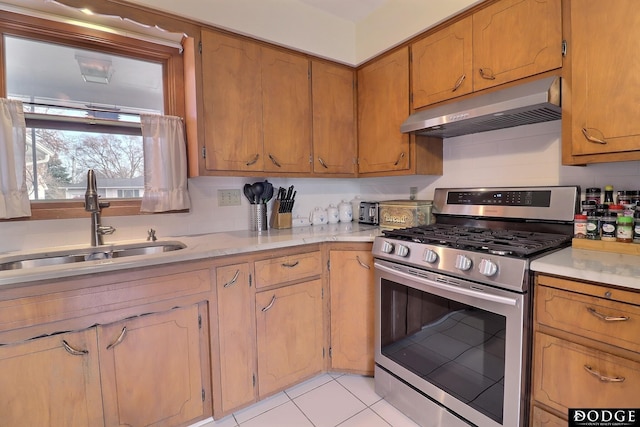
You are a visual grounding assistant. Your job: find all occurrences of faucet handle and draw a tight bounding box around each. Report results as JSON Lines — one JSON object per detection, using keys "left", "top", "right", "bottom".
{"left": 147, "top": 228, "right": 157, "bottom": 242}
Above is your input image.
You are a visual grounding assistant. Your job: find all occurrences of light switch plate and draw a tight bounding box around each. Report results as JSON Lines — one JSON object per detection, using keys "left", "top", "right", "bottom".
{"left": 218, "top": 189, "right": 241, "bottom": 206}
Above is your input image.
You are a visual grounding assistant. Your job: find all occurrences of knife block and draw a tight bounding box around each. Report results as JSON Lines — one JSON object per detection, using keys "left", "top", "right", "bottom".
{"left": 270, "top": 201, "right": 292, "bottom": 229}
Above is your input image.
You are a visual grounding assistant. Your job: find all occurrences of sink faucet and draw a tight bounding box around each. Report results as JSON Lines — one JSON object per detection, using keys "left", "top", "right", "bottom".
{"left": 85, "top": 169, "right": 116, "bottom": 246}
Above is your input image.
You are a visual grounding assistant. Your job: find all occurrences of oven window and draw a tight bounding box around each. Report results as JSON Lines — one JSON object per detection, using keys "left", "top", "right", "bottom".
{"left": 380, "top": 278, "right": 506, "bottom": 424}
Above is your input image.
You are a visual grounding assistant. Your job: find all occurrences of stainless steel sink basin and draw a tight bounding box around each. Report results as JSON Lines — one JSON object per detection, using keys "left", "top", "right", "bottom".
{"left": 0, "top": 241, "right": 186, "bottom": 271}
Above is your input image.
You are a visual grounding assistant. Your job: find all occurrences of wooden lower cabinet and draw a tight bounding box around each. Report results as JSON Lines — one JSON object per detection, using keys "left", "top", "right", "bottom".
{"left": 0, "top": 304, "right": 207, "bottom": 427}
{"left": 531, "top": 274, "right": 640, "bottom": 425}
{"left": 0, "top": 328, "right": 103, "bottom": 427}
{"left": 256, "top": 279, "right": 324, "bottom": 398}
{"left": 329, "top": 248, "right": 375, "bottom": 374}
{"left": 99, "top": 304, "right": 207, "bottom": 427}
{"left": 215, "top": 262, "right": 257, "bottom": 414}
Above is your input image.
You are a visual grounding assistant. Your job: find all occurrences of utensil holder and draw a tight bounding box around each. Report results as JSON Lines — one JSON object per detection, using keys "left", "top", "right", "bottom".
{"left": 270, "top": 201, "right": 292, "bottom": 229}
{"left": 250, "top": 204, "right": 268, "bottom": 231}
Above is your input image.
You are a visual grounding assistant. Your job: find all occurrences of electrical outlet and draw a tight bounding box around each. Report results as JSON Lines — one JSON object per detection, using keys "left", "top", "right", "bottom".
{"left": 218, "top": 189, "right": 242, "bottom": 206}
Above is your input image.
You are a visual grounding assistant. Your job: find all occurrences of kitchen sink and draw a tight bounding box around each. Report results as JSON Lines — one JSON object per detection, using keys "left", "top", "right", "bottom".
{"left": 0, "top": 241, "right": 186, "bottom": 271}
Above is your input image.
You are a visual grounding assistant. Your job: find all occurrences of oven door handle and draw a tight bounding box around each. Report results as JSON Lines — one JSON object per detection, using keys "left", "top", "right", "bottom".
{"left": 375, "top": 262, "right": 519, "bottom": 307}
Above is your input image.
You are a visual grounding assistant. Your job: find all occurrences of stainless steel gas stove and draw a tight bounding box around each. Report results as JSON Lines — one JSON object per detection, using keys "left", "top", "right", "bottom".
{"left": 373, "top": 186, "right": 579, "bottom": 427}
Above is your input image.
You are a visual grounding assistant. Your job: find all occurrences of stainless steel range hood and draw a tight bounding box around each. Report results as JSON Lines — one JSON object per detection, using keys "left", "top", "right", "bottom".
{"left": 401, "top": 76, "right": 561, "bottom": 138}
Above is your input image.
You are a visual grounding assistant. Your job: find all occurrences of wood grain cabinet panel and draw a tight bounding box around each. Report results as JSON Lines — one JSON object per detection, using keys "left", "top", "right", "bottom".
{"left": 329, "top": 249, "right": 375, "bottom": 374}
{"left": 412, "top": 16, "right": 473, "bottom": 108}
{"left": 256, "top": 280, "right": 324, "bottom": 398}
{"left": 311, "top": 61, "right": 357, "bottom": 175}
{"left": 0, "top": 328, "right": 103, "bottom": 427}
{"left": 215, "top": 262, "right": 257, "bottom": 414}
{"left": 563, "top": 0, "right": 640, "bottom": 163}
{"left": 472, "top": 0, "right": 562, "bottom": 91}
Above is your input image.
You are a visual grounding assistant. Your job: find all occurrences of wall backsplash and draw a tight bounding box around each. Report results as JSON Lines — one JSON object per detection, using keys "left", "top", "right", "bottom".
{"left": 1, "top": 121, "right": 639, "bottom": 253}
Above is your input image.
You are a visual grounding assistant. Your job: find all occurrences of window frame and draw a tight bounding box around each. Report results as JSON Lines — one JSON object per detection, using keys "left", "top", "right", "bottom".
{"left": 0, "top": 6, "right": 187, "bottom": 221}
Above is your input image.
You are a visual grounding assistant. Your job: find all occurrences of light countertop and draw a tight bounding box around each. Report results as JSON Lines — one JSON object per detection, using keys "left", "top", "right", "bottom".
{"left": 0, "top": 223, "right": 382, "bottom": 287}
{"left": 531, "top": 246, "right": 640, "bottom": 291}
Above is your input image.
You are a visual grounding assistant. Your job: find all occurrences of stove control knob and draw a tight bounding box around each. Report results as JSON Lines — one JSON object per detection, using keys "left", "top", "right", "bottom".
{"left": 455, "top": 254, "right": 472, "bottom": 271}
{"left": 479, "top": 259, "right": 498, "bottom": 277}
{"left": 381, "top": 241, "right": 395, "bottom": 254}
{"left": 423, "top": 249, "right": 438, "bottom": 264}
{"left": 395, "top": 244, "right": 410, "bottom": 257}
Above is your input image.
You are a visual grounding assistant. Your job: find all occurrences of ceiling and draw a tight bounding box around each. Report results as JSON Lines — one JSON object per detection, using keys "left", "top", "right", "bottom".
{"left": 298, "top": 0, "right": 388, "bottom": 22}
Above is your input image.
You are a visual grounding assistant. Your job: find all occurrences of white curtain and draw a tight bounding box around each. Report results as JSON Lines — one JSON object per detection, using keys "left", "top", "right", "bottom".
{"left": 140, "top": 114, "right": 191, "bottom": 212}
{"left": 0, "top": 99, "right": 31, "bottom": 219}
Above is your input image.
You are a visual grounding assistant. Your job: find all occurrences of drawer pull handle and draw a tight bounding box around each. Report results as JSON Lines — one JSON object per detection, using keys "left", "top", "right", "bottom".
{"left": 246, "top": 154, "right": 260, "bottom": 166}
{"left": 268, "top": 153, "right": 282, "bottom": 168}
{"left": 479, "top": 68, "right": 495, "bottom": 80}
{"left": 356, "top": 256, "right": 371, "bottom": 270}
{"left": 587, "top": 307, "right": 629, "bottom": 322}
{"left": 261, "top": 295, "right": 276, "bottom": 312}
{"left": 318, "top": 157, "right": 329, "bottom": 169}
{"left": 584, "top": 365, "right": 625, "bottom": 383}
{"left": 452, "top": 74, "right": 466, "bottom": 92}
{"left": 394, "top": 151, "right": 406, "bottom": 166}
{"left": 224, "top": 269, "right": 240, "bottom": 288}
{"left": 62, "top": 340, "right": 89, "bottom": 356}
{"left": 106, "top": 326, "right": 127, "bottom": 350}
{"left": 581, "top": 128, "right": 607, "bottom": 145}
{"left": 281, "top": 261, "right": 299, "bottom": 268}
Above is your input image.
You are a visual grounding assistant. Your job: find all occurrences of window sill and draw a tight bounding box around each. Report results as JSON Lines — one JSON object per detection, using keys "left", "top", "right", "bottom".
{"left": 21, "top": 200, "right": 143, "bottom": 221}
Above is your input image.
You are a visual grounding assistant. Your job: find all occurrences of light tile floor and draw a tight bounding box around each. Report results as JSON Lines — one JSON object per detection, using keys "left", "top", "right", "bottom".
{"left": 197, "top": 373, "right": 420, "bottom": 427}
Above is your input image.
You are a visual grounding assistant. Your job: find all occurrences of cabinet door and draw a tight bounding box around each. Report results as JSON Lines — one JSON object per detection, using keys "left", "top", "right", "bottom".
{"left": 311, "top": 61, "right": 357, "bottom": 175}
{"left": 262, "top": 46, "right": 312, "bottom": 173}
{"left": 412, "top": 16, "right": 473, "bottom": 108}
{"left": 216, "top": 263, "right": 256, "bottom": 413}
{"left": 0, "top": 329, "right": 103, "bottom": 427}
{"left": 472, "top": 0, "right": 562, "bottom": 91}
{"left": 357, "top": 47, "right": 411, "bottom": 174}
{"left": 99, "top": 305, "right": 206, "bottom": 427}
{"left": 256, "top": 280, "right": 324, "bottom": 397}
{"left": 201, "top": 30, "right": 264, "bottom": 172}
{"left": 566, "top": 0, "right": 640, "bottom": 157}
{"left": 329, "top": 249, "right": 375, "bottom": 374}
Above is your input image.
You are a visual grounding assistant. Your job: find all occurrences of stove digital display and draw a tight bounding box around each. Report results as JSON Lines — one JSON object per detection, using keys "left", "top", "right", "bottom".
{"left": 446, "top": 190, "right": 552, "bottom": 206}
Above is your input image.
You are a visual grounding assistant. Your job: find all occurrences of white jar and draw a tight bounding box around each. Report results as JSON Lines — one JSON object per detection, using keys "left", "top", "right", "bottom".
{"left": 327, "top": 204, "right": 339, "bottom": 223}
{"left": 338, "top": 200, "right": 353, "bottom": 222}
{"left": 350, "top": 196, "right": 361, "bottom": 222}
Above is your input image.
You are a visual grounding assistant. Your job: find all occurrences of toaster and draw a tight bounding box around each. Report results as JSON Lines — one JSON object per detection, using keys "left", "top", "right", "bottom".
{"left": 358, "top": 201, "right": 379, "bottom": 225}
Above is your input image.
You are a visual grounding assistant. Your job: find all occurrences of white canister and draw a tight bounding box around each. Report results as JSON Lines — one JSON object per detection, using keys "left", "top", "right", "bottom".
{"left": 338, "top": 200, "right": 353, "bottom": 222}
{"left": 309, "top": 207, "right": 328, "bottom": 225}
{"left": 327, "top": 204, "right": 339, "bottom": 223}
{"left": 350, "top": 197, "right": 361, "bottom": 222}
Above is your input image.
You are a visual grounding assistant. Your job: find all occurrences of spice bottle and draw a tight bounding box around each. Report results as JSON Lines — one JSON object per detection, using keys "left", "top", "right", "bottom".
{"left": 616, "top": 216, "right": 633, "bottom": 243}
{"left": 586, "top": 213, "right": 600, "bottom": 240}
{"left": 586, "top": 187, "right": 601, "bottom": 204}
{"left": 600, "top": 213, "right": 617, "bottom": 241}
{"left": 573, "top": 214, "right": 587, "bottom": 239}
{"left": 633, "top": 208, "right": 640, "bottom": 244}
{"left": 603, "top": 185, "right": 614, "bottom": 205}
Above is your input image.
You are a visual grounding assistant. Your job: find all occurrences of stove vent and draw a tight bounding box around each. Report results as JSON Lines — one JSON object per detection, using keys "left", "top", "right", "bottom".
{"left": 401, "top": 76, "right": 561, "bottom": 138}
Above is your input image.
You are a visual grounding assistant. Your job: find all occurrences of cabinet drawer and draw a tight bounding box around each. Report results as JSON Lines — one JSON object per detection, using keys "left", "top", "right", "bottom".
{"left": 254, "top": 251, "right": 322, "bottom": 289}
{"left": 536, "top": 285, "right": 640, "bottom": 353}
{"left": 533, "top": 332, "right": 640, "bottom": 415}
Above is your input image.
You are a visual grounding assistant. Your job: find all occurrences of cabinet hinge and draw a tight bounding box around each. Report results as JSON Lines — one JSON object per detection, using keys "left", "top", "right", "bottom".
{"left": 329, "top": 347, "right": 332, "bottom": 358}
{"left": 201, "top": 147, "right": 206, "bottom": 159}
{"left": 198, "top": 40, "right": 202, "bottom": 55}
{"left": 410, "top": 93, "right": 413, "bottom": 104}
{"left": 202, "top": 388, "right": 205, "bottom": 401}
{"left": 327, "top": 259, "right": 330, "bottom": 271}
{"left": 252, "top": 374, "right": 256, "bottom": 387}
{"left": 309, "top": 154, "right": 313, "bottom": 163}
{"left": 561, "top": 40, "right": 567, "bottom": 57}
{"left": 249, "top": 273, "right": 252, "bottom": 287}
{"left": 198, "top": 314, "right": 202, "bottom": 329}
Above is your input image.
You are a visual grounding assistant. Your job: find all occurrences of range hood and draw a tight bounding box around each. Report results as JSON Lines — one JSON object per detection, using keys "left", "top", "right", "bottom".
{"left": 401, "top": 76, "right": 561, "bottom": 138}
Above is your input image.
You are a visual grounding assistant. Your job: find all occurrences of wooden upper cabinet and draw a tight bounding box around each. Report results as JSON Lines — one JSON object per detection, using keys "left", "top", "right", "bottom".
{"left": 262, "top": 46, "right": 312, "bottom": 173}
{"left": 412, "top": 16, "right": 473, "bottom": 109}
{"left": 472, "top": 0, "right": 562, "bottom": 91}
{"left": 563, "top": 0, "right": 640, "bottom": 163}
{"left": 357, "top": 47, "right": 411, "bottom": 174}
{"left": 201, "top": 29, "right": 264, "bottom": 172}
{"left": 311, "top": 61, "right": 357, "bottom": 176}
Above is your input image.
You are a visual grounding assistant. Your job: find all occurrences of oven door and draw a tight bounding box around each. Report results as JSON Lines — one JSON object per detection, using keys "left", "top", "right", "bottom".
{"left": 374, "top": 258, "right": 528, "bottom": 427}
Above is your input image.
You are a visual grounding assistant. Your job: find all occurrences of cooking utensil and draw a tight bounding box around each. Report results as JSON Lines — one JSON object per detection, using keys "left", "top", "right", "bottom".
{"left": 262, "top": 181, "right": 273, "bottom": 203}
{"left": 251, "top": 182, "right": 264, "bottom": 204}
{"left": 243, "top": 184, "right": 254, "bottom": 204}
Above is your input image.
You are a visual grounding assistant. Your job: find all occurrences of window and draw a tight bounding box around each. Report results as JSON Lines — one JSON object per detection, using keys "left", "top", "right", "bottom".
{"left": 0, "top": 4, "right": 189, "bottom": 220}
{"left": 5, "top": 36, "right": 163, "bottom": 201}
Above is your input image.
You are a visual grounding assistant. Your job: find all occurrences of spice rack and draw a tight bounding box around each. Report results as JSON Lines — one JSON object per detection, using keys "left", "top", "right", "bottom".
{"left": 572, "top": 238, "right": 640, "bottom": 255}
